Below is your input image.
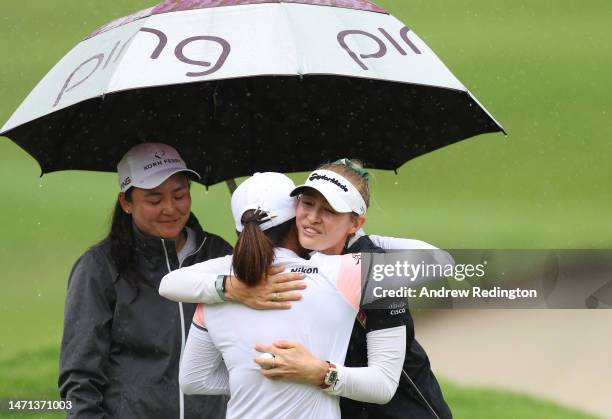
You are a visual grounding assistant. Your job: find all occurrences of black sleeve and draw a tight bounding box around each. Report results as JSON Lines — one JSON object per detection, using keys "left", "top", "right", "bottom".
{"left": 361, "top": 300, "right": 411, "bottom": 333}
{"left": 347, "top": 236, "right": 411, "bottom": 332}
{"left": 58, "top": 249, "right": 115, "bottom": 419}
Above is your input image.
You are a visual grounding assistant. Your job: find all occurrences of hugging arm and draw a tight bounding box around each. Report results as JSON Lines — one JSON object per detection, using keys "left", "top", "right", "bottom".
{"left": 160, "top": 259, "right": 306, "bottom": 309}
{"left": 256, "top": 325, "right": 406, "bottom": 404}
{"left": 367, "top": 234, "right": 438, "bottom": 251}
{"left": 159, "top": 256, "right": 231, "bottom": 303}
{"left": 325, "top": 325, "right": 406, "bottom": 403}
{"left": 180, "top": 321, "right": 230, "bottom": 396}
{"left": 368, "top": 234, "right": 454, "bottom": 266}
{"left": 255, "top": 252, "right": 407, "bottom": 403}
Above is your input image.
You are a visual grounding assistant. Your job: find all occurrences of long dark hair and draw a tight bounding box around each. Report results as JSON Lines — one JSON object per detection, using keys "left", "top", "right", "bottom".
{"left": 107, "top": 189, "right": 148, "bottom": 294}
{"left": 232, "top": 210, "right": 294, "bottom": 286}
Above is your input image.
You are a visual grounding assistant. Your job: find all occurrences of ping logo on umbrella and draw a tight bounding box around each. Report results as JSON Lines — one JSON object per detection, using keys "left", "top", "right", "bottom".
{"left": 54, "top": 28, "right": 231, "bottom": 108}
{"left": 337, "top": 26, "right": 422, "bottom": 71}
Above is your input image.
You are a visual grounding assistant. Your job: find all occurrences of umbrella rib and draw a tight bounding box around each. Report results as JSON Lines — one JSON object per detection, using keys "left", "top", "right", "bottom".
{"left": 103, "top": 21, "right": 148, "bottom": 99}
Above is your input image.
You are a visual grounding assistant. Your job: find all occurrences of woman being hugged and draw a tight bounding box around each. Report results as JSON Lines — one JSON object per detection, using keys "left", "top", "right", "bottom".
{"left": 160, "top": 159, "right": 453, "bottom": 419}
{"left": 58, "top": 143, "right": 233, "bottom": 419}
{"left": 175, "top": 172, "right": 407, "bottom": 419}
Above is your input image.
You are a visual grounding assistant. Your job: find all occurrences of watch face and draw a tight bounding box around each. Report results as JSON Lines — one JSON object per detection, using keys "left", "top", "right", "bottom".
{"left": 326, "top": 370, "right": 338, "bottom": 385}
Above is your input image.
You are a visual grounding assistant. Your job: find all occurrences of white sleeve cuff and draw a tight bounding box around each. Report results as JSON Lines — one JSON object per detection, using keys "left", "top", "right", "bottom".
{"left": 322, "top": 325, "right": 406, "bottom": 404}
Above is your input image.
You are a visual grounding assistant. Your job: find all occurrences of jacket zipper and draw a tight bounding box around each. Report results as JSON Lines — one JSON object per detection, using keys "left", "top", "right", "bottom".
{"left": 179, "top": 236, "right": 207, "bottom": 269}
{"left": 161, "top": 235, "right": 208, "bottom": 419}
{"left": 161, "top": 238, "right": 184, "bottom": 419}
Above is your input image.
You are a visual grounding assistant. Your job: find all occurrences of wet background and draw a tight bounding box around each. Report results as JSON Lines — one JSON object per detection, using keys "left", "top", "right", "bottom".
{"left": 1, "top": 0, "right": 610, "bottom": 418}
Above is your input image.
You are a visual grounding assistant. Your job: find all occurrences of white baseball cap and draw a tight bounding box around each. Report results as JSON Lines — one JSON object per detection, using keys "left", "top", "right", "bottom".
{"left": 231, "top": 172, "right": 297, "bottom": 232}
{"left": 290, "top": 169, "right": 367, "bottom": 215}
{"left": 117, "top": 143, "right": 200, "bottom": 192}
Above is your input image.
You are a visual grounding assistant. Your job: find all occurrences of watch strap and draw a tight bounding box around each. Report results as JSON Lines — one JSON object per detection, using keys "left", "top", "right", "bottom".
{"left": 215, "top": 274, "right": 228, "bottom": 301}
{"left": 319, "top": 361, "right": 338, "bottom": 389}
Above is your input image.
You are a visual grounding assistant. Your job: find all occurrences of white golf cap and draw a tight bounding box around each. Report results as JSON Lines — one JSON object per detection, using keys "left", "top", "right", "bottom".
{"left": 231, "top": 172, "right": 297, "bottom": 232}
{"left": 117, "top": 143, "right": 200, "bottom": 192}
{"left": 291, "top": 170, "right": 367, "bottom": 215}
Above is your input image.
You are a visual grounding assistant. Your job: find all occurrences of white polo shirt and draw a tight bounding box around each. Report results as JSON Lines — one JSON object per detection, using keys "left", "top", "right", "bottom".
{"left": 182, "top": 248, "right": 362, "bottom": 419}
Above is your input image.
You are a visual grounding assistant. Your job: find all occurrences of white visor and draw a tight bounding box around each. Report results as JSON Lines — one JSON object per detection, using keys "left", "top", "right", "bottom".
{"left": 291, "top": 170, "right": 367, "bottom": 215}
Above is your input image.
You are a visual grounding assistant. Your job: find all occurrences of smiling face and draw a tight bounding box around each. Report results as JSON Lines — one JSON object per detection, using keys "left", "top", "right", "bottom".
{"left": 119, "top": 173, "right": 191, "bottom": 242}
{"left": 296, "top": 189, "right": 365, "bottom": 255}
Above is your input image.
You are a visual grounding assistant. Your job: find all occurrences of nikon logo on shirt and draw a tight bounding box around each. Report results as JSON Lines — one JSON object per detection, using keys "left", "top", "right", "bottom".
{"left": 291, "top": 266, "right": 319, "bottom": 274}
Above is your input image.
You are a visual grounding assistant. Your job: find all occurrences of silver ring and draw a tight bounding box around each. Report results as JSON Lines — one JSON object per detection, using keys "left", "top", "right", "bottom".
{"left": 261, "top": 352, "right": 276, "bottom": 370}
{"left": 272, "top": 292, "right": 279, "bottom": 301}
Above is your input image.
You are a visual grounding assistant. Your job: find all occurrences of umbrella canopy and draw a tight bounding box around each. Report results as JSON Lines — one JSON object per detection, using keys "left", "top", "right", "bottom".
{"left": 1, "top": 0, "right": 504, "bottom": 186}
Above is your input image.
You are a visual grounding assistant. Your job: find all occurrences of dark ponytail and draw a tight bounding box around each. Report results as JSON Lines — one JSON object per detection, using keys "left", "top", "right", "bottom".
{"left": 232, "top": 210, "right": 274, "bottom": 286}
{"left": 232, "top": 210, "right": 295, "bottom": 286}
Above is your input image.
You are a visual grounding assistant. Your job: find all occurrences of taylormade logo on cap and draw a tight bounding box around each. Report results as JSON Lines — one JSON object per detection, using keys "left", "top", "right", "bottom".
{"left": 292, "top": 170, "right": 367, "bottom": 215}
{"left": 308, "top": 173, "right": 349, "bottom": 192}
{"left": 117, "top": 143, "right": 200, "bottom": 192}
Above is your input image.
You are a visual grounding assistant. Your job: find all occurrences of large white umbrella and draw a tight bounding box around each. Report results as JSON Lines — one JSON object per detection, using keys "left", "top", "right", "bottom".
{"left": 1, "top": 0, "right": 504, "bottom": 186}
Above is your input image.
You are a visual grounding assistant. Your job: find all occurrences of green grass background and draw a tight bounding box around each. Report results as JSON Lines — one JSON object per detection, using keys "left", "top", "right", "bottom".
{"left": 1, "top": 0, "right": 610, "bottom": 418}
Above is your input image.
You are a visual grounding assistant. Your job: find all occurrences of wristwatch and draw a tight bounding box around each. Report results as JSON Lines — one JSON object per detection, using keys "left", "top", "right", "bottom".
{"left": 215, "top": 274, "right": 228, "bottom": 301}
{"left": 319, "top": 362, "right": 338, "bottom": 389}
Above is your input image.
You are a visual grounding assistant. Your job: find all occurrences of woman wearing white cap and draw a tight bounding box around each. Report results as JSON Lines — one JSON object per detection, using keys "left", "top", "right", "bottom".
{"left": 161, "top": 159, "right": 452, "bottom": 419}
{"left": 58, "top": 143, "right": 238, "bottom": 419}
{"left": 173, "top": 172, "right": 407, "bottom": 419}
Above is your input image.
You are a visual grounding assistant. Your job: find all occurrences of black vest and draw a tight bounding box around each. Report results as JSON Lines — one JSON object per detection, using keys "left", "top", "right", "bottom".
{"left": 340, "top": 235, "right": 452, "bottom": 419}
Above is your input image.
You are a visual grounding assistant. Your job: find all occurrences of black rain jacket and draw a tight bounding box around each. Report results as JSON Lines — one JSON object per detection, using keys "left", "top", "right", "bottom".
{"left": 59, "top": 214, "right": 233, "bottom": 419}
